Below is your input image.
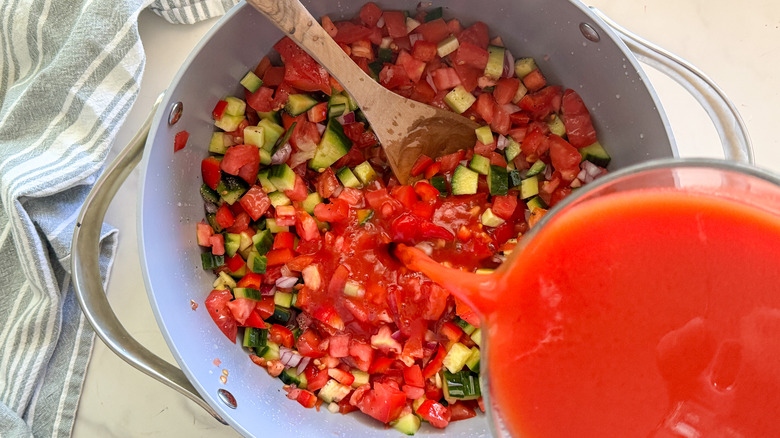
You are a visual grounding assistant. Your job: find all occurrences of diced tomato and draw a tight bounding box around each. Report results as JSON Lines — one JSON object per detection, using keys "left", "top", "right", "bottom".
{"left": 266, "top": 248, "right": 295, "bottom": 266}
{"left": 414, "top": 181, "right": 440, "bottom": 203}
{"left": 379, "top": 64, "right": 412, "bottom": 90}
{"left": 215, "top": 203, "right": 235, "bottom": 229}
{"left": 245, "top": 86, "right": 274, "bottom": 113}
{"left": 252, "top": 56, "right": 271, "bottom": 78}
{"left": 519, "top": 85, "right": 563, "bottom": 121}
{"left": 313, "top": 198, "right": 350, "bottom": 223}
{"left": 402, "top": 364, "right": 424, "bottom": 388}
{"left": 342, "top": 122, "right": 377, "bottom": 148}
{"left": 221, "top": 144, "right": 260, "bottom": 185}
{"left": 522, "top": 68, "right": 547, "bottom": 92}
{"left": 413, "top": 18, "right": 449, "bottom": 44}
{"left": 297, "top": 329, "right": 325, "bottom": 358}
{"left": 431, "top": 67, "right": 461, "bottom": 91}
{"left": 236, "top": 272, "right": 264, "bottom": 290}
{"left": 436, "top": 149, "right": 465, "bottom": 173}
{"left": 349, "top": 339, "right": 374, "bottom": 372}
{"left": 295, "top": 210, "right": 320, "bottom": 242}
{"left": 474, "top": 93, "right": 496, "bottom": 124}
{"left": 422, "top": 344, "right": 446, "bottom": 378}
{"left": 333, "top": 22, "right": 373, "bottom": 45}
{"left": 262, "top": 66, "right": 285, "bottom": 87}
{"left": 356, "top": 382, "right": 407, "bottom": 423}
{"left": 225, "top": 212, "right": 250, "bottom": 234}
{"left": 368, "top": 356, "right": 394, "bottom": 375}
{"left": 521, "top": 126, "right": 550, "bottom": 161}
{"left": 457, "top": 21, "right": 489, "bottom": 49}
{"left": 316, "top": 168, "right": 340, "bottom": 198}
{"left": 326, "top": 368, "right": 355, "bottom": 386}
{"left": 549, "top": 134, "right": 581, "bottom": 182}
{"left": 273, "top": 37, "right": 331, "bottom": 95}
{"left": 403, "top": 385, "right": 426, "bottom": 400}
{"left": 416, "top": 399, "right": 451, "bottom": 428}
{"left": 273, "top": 231, "right": 295, "bottom": 250}
{"left": 409, "top": 155, "right": 433, "bottom": 177}
{"left": 226, "top": 298, "right": 256, "bottom": 326}
{"left": 205, "top": 289, "right": 237, "bottom": 343}
{"left": 284, "top": 174, "right": 308, "bottom": 202}
{"left": 489, "top": 151, "right": 507, "bottom": 167}
{"left": 424, "top": 162, "right": 441, "bottom": 179}
{"left": 359, "top": 2, "right": 382, "bottom": 27}
{"left": 383, "top": 11, "right": 407, "bottom": 38}
{"left": 492, "top": 195, "right": 518, "bottom": 220}
{"left": 212, "top": 100, "right": 228, "bottom": 120}
{"left": 243, "top": 311, "right": 266, "bottom": 329}
{"left": 305, "top": 365, "right": 330, "bottom": 391}
{"left": 255, "top": 296, "right": 276, "bottom": 320}
{"left": 337, "top": 187, "right": 364, "bottom": 206}
{"left": 296, "top": 389, "right": 319, "bottom": 408}
{"left": 491, "top": 107, "right": 511, "bottom": 136}
{"left": 196, "top": 222, "right": 214, "bottom": 247}
{"left": 396, "top": 50, "right": 425, "bottom": 83}
{"left": 275, "top": 205, "right": 297, "bottom": 226}
{"left": 450, "top": 63, "right": 479, "bottom": 93}
{"left": 209, "top": 234, "right": 225, "bottom": 256}
{"left": 326, "top": 333, "right": 350, "bottom": 358}
{"left": 307, "top": 101, "right": 328, "bottom": 123}
{"left": 391, "top": 185, "right": 418, "bottom": 209}
{"left": 561, "top": 89, "right": 598, "bottom": 148}
{"left": 201, "top": 156, "right": 222, "bottom": 190}
{"left": 494, "top": 77, "right": 520, "bottom": 105}
{"left": 321, "top": 15, "right": 337, "bottom": 38}
{"left": 391, "top": 213, "right": 454, "bottom": 243}
{"left": 447, "top": 18, "right": 463, "bottom": 35}
{"left": 269, "top": 324, "right": 295, "bottom": 348}
{"left": 412, "top": 40, "right": 438, "bottom": 62}
{"left": 451, "top": 42, "right": 489, "bottom": 70}
{"left": 410, "top": 79, "right": 436, "bottom": 104}
{"left": 239, "top": 186, "right": 271, "bottom": 221}
{"left": 449, "top": 402, "right": 477, "bottom": 422}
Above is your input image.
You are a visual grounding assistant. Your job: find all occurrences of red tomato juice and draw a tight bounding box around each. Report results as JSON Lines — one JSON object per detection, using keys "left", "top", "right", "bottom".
{"left": 481, "top": 189, "right": 780, "bottom": 438}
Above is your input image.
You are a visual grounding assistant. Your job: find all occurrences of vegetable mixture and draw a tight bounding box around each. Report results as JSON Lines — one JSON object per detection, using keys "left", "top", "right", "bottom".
{"left": 195, "top": 3, "right": 609, "bottom": 434}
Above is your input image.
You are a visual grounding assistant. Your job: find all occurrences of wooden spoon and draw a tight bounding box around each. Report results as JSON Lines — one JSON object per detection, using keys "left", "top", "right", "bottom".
{"left": 246, "top": 0, "right": 479, "bottom": 184}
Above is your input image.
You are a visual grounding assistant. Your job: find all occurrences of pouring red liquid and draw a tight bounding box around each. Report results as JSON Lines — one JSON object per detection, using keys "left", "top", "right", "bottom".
{"left": 397, "top": 160, "right": 780, "bottom": 438}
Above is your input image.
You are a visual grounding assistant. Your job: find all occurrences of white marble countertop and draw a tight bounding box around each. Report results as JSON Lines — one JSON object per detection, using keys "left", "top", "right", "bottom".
{"left": 73, "top": 1, "right": 780, "bottom": 436}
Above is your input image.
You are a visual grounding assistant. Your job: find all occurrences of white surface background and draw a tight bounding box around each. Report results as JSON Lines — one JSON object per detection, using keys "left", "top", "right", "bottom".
{"left": 73, "top": 1, "right": 780, "bottom": 436}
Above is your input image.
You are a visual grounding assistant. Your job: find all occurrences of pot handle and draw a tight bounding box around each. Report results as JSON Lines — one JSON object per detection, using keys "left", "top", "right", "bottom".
{"left": 591, "top": 8, "right": 754, "bottom": 165}
{"left": 71, "top": 94, "right": 227, "bottom": 425}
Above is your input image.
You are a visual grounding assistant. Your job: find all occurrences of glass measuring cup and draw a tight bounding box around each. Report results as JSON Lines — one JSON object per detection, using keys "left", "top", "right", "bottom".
{"left": 397, "top": 158, "right": 780, "bottom": 438}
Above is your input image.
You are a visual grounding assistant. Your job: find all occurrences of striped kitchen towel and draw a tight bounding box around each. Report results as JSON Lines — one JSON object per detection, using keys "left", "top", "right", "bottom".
{"left": 0, "top": 0, "right": 238, "bottom": 437}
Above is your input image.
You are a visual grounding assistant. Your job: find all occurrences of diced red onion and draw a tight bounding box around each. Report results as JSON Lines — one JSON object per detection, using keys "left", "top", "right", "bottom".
{"left": 279, "top": 347, "right": 303, "bottom": 369}
{"left": 425, "top": 71, "right": 438, "bottom": 93}
{"left": 297, "top": 357, "right": 311, "bottom": 375}
{"left": 496, "top": 135, "right": 509, "bottom": 151}
{"left": 460, "top": 159, "right": 469, "bottom": 166}
{"left": 502, "top": 103, "right": 521, "bottom": 114}
{"left": 276, "top": 276, "right": 299, "bottom": 289}
{"left": 502, "top": 49, "right": 515, "bottom": 78}
{"left": 409, "top": 33, "right": 422, "bottom": 46}
{"left": 376, "top": 16, "right": 385, "bottom": 28}
{"left": 391, "top": 330, "right": 403, "bottom": 341}
{"left": 544, "top": 163, "right": 553, "bottom": 180}
{"left": 336, "top": 111, "right": 355, "bottom": 125}
{"left": 577, "top": 168, "right": 588, "bottom": 181}
{"left": 204, "top": 202, "right": 218, "bottom": 214}
{"left": 259, "top": 284, "right": 277, "bottom": 296}
{"left": 582, "top": 160, "right": 602, "bottom": 178}
{"left": 280, "top": 265, "right": 293, "bottom": 278}
{"left": 296, "top": 312, "right": 313, "bottom": 331}
{"left": 316, "top": 123, "right": 327, "bottom": 134}
{"left": 271, "top": 143, "right": 292, "bottom": 165}
{"left": 332, "top": 186, "right": 344, "bottom": 198}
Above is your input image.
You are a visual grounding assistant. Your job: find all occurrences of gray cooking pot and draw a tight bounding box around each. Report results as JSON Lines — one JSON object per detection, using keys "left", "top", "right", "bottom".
{"left": 72, "top": 1, "right": 752, "bottom": 437}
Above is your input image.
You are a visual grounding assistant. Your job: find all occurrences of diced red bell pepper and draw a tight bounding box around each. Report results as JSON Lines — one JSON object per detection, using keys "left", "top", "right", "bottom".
{"left": 215, "top": 203, "right": 235, "bottom": 229}
{"left": 422, "top": 344, "right": 447, "bottom": 378}
{"left": 236, "top": 272, "right": 264, "bottom": 290}
{"left": 201, "top": 156, "right": 222, "bottom": 190}
{"left": 266, "top": 248, "right": 295, "bottom": 266}
{"left": 328, "top": 368, "right": 356, "bottom": 386}
{"left": 424, "top": 162, "right": 441, "bottom": 180}
{"left": 450, "top": 402, "right": 478, "bottom": 421}
{"left": 305, "top": 365, "right": 330, "bottom": 391}
{"left": 296, "top": 389, "right": 319, "bottom": 408}
{"left": 409, "top": 154, "right": 434, "bottom": 177}
{"left": 416, "top": 399, "right": 451, "bottom": 428}
{"left": 212, "top": 100, "right": 228, "bottom": 120}
{"left": 403, "top": 364, "right": 425, "bottom": 388}
{"left": 273, "top": 231, "right": 295, "bottom": 250}
{"left": 255, "top": 296, "right": 276, "bottom": 320}
{"left": 174, "top": 130, "right": 189, "bottom": 152}
{"left": 368, "top": 356, "right": 394, "bottom": 375}
{"left": 413, "top": 181, "right": 440, "bottom": 203}
{"left": 225, "top": 253, "right": 245, "bottom": 273}
{"left": 307, "top": 101, "right": 328, "bottom": 124}
{"left": 269, "top": 324, "right": 295, "bottom": 348}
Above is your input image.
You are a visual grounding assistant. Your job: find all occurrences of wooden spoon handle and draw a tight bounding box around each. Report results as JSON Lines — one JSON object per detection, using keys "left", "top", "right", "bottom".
{"left": 245, "top": 0, "right": 390, "bottom": 109}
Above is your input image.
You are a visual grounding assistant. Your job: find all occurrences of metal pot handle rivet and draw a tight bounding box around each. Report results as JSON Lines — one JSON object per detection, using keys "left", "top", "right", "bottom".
{"left": 218, "top": 389, "right": 238, "bottom": 409}
{"left": 168, "top": 101, "right": 183, "bottom": 125}
{"left": 580, "top": 22, "right": 601, "bottom": 42}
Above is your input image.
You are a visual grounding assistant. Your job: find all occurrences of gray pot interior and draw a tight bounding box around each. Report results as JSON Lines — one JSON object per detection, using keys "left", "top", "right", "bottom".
{"left": 138, "top": 1, "right": 675, "bottom": 437}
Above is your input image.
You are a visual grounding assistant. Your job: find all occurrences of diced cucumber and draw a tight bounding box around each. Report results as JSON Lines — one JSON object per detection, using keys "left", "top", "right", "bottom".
{"left": 318, "top": 379, "right": 351, "bottom": 403}
{"left": 329, "top": 93, "right": 350, "bottom": 109}
{"left": 238, "top": 231, "right": 254, "bottom": 258}
{"left": 469, "top": 154, "right": 490, "bottom": 175}
{"left": 243, "top": 327, "right": 268, "bottom": 349}
{"left": 337, "top": 167, "right": 361, "bottom": 188}
{"left": 579, "top": 141, "right": 611, "bottom": 167}
{"left": 547, "top": 115, "right": 566, "bottom": 137}
{"left": 214, "top": 114, "right": 244, "bottom": 132}
{"left": 252, "top": 229, "right": 274, "bottom": 255}
{"left": 246, "top": 252, "right": 267, "bottom": 274}
{"left": 310, "top": 118, "right": 353, "bottom": 170}
{"left": 512, "top": 80, "right": 529, "bottom": 104}
{"left": 328, "top": 103, "right": 347, "bottom": 119}
{"left": 351, "top": 370, "right": 369, "bottom": 388}
{"left": 514, "top": 57, "right": 538, "bottom": 79}
{"left": 508, "top": 169, "right": 523, "bottom": 188}
{"left": 302, "top": 192, "right": 323, "bottom": 214}
{"left": 474, "top": 125, "right": 494, "bottom": 145}
{"left": 520, "top": 175, "right": 539, "bottom": 199}
{"left": 453, "top": 317, "right": 476, "bottom": 335}
{"left": 257, "top": 110, "right": 281, "bottom": 124}
{"left": 424, "top": 6, "right": 443, "bottom": 21}
{"left": 356, "top": 209, "right": 374, "bottom": 226}
{"left": 206, "top": 213, "right": 221, "bottom": 232}
{"left": 273, "top": 121, "right": 296, "bottom": 152}
{"left": 257, "top": 170, "right": 276, "bottom": 192}
{"left": 481, "top": 208, "right": 506, "bottom": 227}
{"left": 200, "top": 183, "right": 219, "bottom": 204}
{"left": 465, "top": 347, "right": 481, "bottom": 372}
{"left": 526, "top": 195, "right": 548, "bottom": 212}
{"left": 243, "top": 125, "right": 265, "bottom": 148}
{"left": 200, "top": 253, "right": 224, "bottom": 270}
{"left": 470, "top": 328, "right": 482, "bottom": 347}
{"left": 488, "top": 164, "right": 509, "bottom": 196}
{"left": 259, "top": 148, "right": 272, "bottom": 165}
{"left": 224, "top": 96, "right": 246, "bottom": 116}
{"left": 437, "top": 34, "right": 459, "bottom": 58}
{"left": 430, "top": 175, "right": 448, "bottom": 196}
{"left": 213, "top": 271, "right": 236, "bottom": 290}
{"left": 209, "top": 132, "right": 231, "bottom": 154}
{"left": 445, "top": 85, "right": 477, "bottom": 114}
{"left": 443, "top": 342, "right": 472, "bottom": 373}
{"left": 476, "top": 268, "right": 495, "bottom": 275}
{"left": 406, "top": 17, "right": 421, "bottom": 33}
{"left": 266, "top": 218, "right": 289, "bottom": 233}
{"left": 343, "top": 280, "right": 365, "bottom": 298}
{"left": 526, "top": 159, "right": 546, "bottom": 177}
{"left": 240, "top": 71, "right": 263, "bottom": 93}
{"left": 279, "top": 367, "right": 308, "bottom": 388}
{"left": 274, "top": 292, "right": 294, "bottom": 307}
{"left": 377, "top": 47, "right": 393, "bottom": 63}
{"left": 353, "top": 161, "right": 378, "bottom": 185}
{"left": 392, "top": 413, "right": 421, "bottom": 436}
{"left": 257, "top": 118, "right": 285, "bottom": 149}
{"left": 268, "top": 191, "right": 291, "bottom": 207}
{"left": 268, "top": 164, "right": 296, "bottom": 192}
{"left": 216, "top": 174, "right": 248, "bottom": 205}
{"left": 262, "top": 341, "right": 280, "bottom": 360}
{"left": 485, "top": 45, "right": 506, "bottom": 80}
{"left": 504, "top": 137, "right": 521, "bottom": 162}
{"left": 224, "top": 233, "right": 241, "bottom": 257}
{"left": 344, "top": 93, "right": 358, "bottom": 112}
{"left": 284, "top": 94, "right": 319, "bottom": 116}
{"left": 442, "top": 370, "right": 481, "bottom": 402}
{"left": 233, "top": 287, "right": 262, "bottom": 301}
{"left": 267, "top": 306, "right": 293, "bottom": 325}
{"left": 451, "top": 165, "right": 479, "bottom": 195}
